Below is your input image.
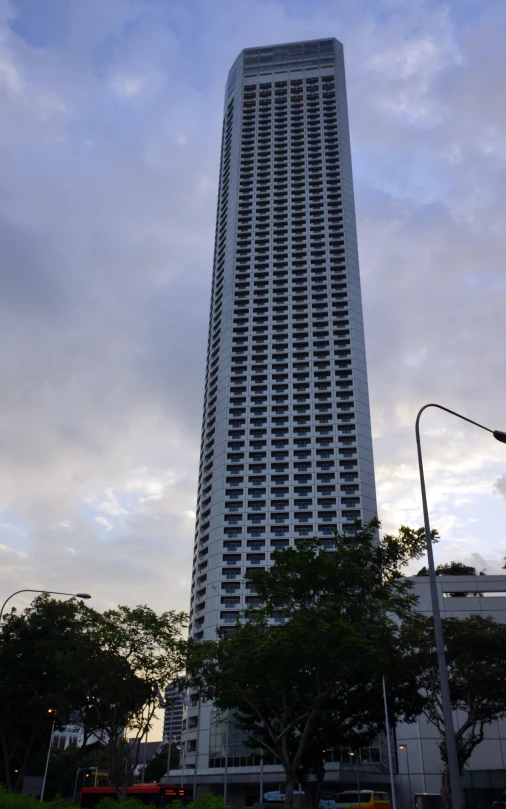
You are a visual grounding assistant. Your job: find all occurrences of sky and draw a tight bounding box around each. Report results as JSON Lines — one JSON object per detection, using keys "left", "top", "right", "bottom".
{"left": 1, "top": 0, "right": 506, "bottom": 692}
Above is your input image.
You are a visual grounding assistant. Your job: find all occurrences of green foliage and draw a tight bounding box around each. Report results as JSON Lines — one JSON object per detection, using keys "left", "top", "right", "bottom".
{"left": 48, "top": 796, "right": 74, "bottom": 808}
{"left": 76, "top": 606, "right": 187, "bottom": 796}
{"left": 416, "top": 560, "right": 477, "bottom": 576}
{"left": 96, "top": 798, "right": 146, "bottom": 809}
{"left": 0, "top": 785, "right": 52, "bottom": 809}
{"left": 187, "top": 794, "right": 225, "bottom": 809}
{"left": 0, "top": 595, "right": 100, "bottom": 793}
{"left": 187, "top": 520, "right": 429, "bottom": 809}
{"left": 44, "top": 742, "right": 109, "bottom": 801}
{"left": 142, "top": 743, "right": 180, "bottom": 783}
{"left": 405, "top": 613, "right": 506, "bottom": 806}
{"left": 0, "top": 596, "right": 187, "bottom": 799}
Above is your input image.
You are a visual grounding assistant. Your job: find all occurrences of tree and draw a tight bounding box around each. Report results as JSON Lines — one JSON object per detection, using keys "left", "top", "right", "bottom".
{"left": 187, "top": 521, "right": 430, "bottom": 809}
{"left": 415, "top": 561, "right": 485, "bottom": 597}
{"left": 44, "top": 743, "right": 109, "bottom": 800}
{"left": 406, "top": 613, "right": 506, "bottom": 809}
{"left": 416, "top": 561, "right": 478, "bottom": 576}
{"left": 142, "top": 743, "right": 180, "bottom": 783}
{"left": 0, "top": 595, "right": 99, "bottom": 792}
{"left": 0, "top": 597, "right": 187, "bottom": 800}
{"left": 74, "top": 605, "right": 187, "bottom": 799}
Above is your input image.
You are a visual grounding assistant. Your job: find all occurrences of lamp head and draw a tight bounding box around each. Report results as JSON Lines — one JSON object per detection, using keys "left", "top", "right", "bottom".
{"left": 493, "top": 430, "right": 506, "bottom": 444}
{"left": 76, "top": 593, "right": 92, "bottom": 599}
{"left": 398, "top": 745, "right": 406, "bottom": 750}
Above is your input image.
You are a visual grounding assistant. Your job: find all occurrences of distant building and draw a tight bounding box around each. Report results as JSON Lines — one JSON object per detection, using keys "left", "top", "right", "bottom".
{"left": 51, "top": 724, "right": 83, "bottom": 749}
{"left": 164, "top": 682, "right": 184, "bottom": 744}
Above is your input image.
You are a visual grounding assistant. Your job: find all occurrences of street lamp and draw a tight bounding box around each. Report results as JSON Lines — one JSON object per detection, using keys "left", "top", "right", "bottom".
{"left": 0, "top": 590, "right": 91, "bottom": 621}
{"left": 40, "top": 710, "right": 56, "bottom": 802}
{"left": 398, "top": 745, "right": 412, "bottom": 809}
{"left": 349, "top": 751, "right": 361, "bottom": 809}
{"left": 415, "top": 403, "right": 506, "bottom": 809}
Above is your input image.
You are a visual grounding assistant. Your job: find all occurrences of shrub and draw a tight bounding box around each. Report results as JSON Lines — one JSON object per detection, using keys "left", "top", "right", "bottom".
{"left": 0, "top": 785, "right": 52, "bottom": 809}
{"left": 96, "top": 799, "right": 146, "bottom": 809}
{"left": 188, "top": 794, "right": 225, "bottom": 809}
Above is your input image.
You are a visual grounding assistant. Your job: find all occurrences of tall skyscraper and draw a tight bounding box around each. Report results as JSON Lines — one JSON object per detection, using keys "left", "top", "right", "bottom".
{"left": 183, "top": 38, "right": 378, "bottom": 798}
{"left": 163, "top": 682, "right": 184, "bottom": 745}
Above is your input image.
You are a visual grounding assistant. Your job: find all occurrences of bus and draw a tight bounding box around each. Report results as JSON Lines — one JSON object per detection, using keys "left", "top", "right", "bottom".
{"left": 80, "top": 784, "right": 190, "bottom": 807}
{"left": 335, "top": 790, "right": 390, "bottom": 809}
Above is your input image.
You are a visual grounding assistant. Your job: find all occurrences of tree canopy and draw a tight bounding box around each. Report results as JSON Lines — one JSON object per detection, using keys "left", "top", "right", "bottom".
{"left": 0, "top": 596, "right": 187, "bottom": 799}
{"left": 143, "top": 743, "right": 180, "bottom": 783}
{"left": 75, "top": 604, "right": 187, "bottom": 796}
{"left": 0, "top": 595, "right": 98, "bottom": 793}
{"left": 416, "top": 561, "right": 480, "bottom": 577}
{"left": 404, "top": 613, "right": 506, "bottom": 809}
{"left": 187, "top": 520, "right": 430, "bottom": 809}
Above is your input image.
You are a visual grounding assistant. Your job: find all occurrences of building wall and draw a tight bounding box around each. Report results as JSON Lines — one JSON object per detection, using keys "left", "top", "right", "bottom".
{"left": 181, "top": 36, "right": 378, "bottom": 782}
{"left": 396, "top": 575, "right": 506, "bottom": 809}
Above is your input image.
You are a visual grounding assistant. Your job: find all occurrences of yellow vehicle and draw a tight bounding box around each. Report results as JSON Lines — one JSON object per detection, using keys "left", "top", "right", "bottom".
{"left": 335, "top": 790, "right": 390, "bottom": 809}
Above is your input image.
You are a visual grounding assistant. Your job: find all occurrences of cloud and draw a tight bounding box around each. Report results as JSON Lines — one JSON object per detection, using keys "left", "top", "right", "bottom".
{"left": 0, "top": 0, "right": 505, "bottom": 705}
{"left": 493, "top": 475, "right": 506, "bottom": 500}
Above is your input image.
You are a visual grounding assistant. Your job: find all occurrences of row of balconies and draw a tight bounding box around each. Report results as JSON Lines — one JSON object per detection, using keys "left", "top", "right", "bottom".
{"left": 242, "top": 123, "right": 338, "bottom": 133}
{"left": 241, "top": 121, "right": 339, "bottom": 131}
{"left": 241, "top": 132, "right": 338, "bottom": 142}
{"left": 230, "top": 299, "right": 346, "bottom": 312}
{"left": 232, "top": 294, "right": 347, "bottom": 305}
{"left": 234, "top": 280, "right": 346, "bottom": 292}
{"left": 238, "top": 175, "right": 339, "bottom": 186}
{"left": 237, "top": 197, "right": 342, "bottom": 210}
{"left": 243, "top": 91, "right": 336, "bottom": 99}
{"left": 248, "top": 102, "right": 338, "bottom": 112}
{"left": 240, "top": 140, "right": 339, "bottom": 150}
{"left": 241, "top": 119, "right": 338, "bottom": 129}
{"left": 243, "top": 102, "right": 337, "bottom": 111}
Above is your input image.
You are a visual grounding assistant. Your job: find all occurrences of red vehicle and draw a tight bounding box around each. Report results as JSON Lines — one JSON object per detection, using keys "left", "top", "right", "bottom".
{"left": 80, "top": 784, "right": 189, "bottom": 807}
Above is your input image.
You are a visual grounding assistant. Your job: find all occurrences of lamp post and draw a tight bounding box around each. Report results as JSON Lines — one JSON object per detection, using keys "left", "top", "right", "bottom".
{"left": 0, "top": 590, "right": 91, "bottom": 621}
{"left": 40, "top": 710, "right": 56, "bottom": 802}
{"left": 350, "top": 751, "right": 361, "bottom": 809}
{"left": 398, "top": 746, "right": 411, "bottom": 809}
{"left": 415, "top": 403, "right": 506, "bottom": 809}
{"left": 223, "top": 712, "right": 230, "bottom": 806}
{"left": 382, "top": 676, "right": 398, "bottom": 809}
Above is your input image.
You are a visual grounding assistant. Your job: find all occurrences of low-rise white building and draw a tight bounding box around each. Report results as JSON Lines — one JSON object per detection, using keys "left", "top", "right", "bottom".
{"left": 396, "top": 575, "right": 506, "bottom": 809}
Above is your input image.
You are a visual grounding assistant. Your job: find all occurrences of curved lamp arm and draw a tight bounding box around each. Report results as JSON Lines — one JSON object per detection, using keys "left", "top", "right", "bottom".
{"left": 416, "top": 402, "right": 506, "bottom": 445}
{"left": 0, "top": 589, "right": 91, "bottom": 622}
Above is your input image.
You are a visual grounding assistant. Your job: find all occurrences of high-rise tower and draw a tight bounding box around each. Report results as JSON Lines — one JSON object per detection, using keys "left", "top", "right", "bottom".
{"left": 183, "top": 38, "right": 378, "bottom": 797}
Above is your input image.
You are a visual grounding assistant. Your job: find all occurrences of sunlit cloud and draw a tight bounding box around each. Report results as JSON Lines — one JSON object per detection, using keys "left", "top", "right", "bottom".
{"left": 0, "top": 0, "right": 504, "bottom": 659}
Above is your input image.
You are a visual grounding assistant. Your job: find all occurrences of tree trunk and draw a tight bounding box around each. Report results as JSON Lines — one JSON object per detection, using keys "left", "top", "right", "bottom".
{"left": 285, "top": 777, "right": 296, "bottom": 809}
{"left": 107, "top": 735, "right": 123, "bottom": 800}
{"left": 314, "top": 761, "right": 325, "bottom": 809}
